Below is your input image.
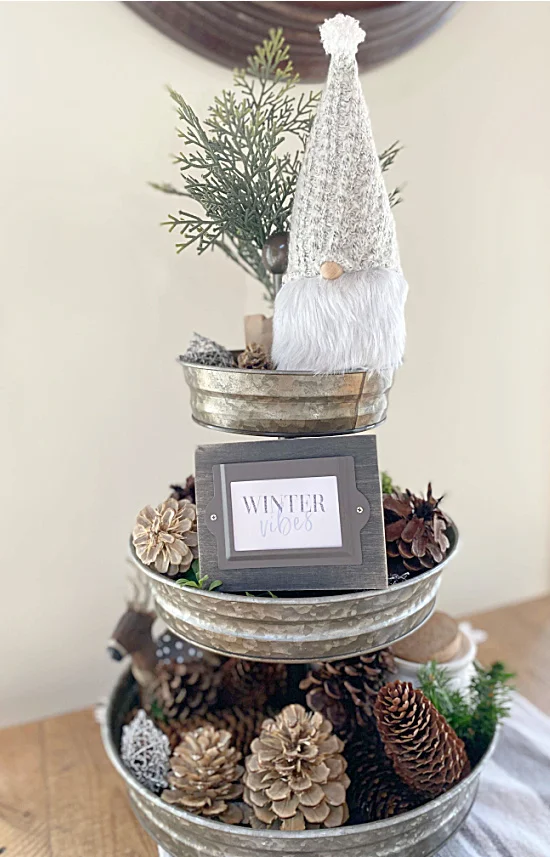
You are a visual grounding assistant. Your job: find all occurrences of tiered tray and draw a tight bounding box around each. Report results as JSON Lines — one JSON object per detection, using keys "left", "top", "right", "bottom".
{"left": 128, "top": 523, "right": 459, "bottom": 662}
{"left": 102, "top": 668, "right": 497, "bottom": 857}
{"left": 105, "top": 360, "right": 472, "bottom": 857}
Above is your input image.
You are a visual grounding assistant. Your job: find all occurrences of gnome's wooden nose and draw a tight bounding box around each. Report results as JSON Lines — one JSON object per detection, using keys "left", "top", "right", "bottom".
{"left": 320, "top": 261, "right": 344, "bottom": 280}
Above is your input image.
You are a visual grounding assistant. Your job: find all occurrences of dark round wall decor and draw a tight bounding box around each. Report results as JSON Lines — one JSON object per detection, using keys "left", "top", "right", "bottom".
{"left": 126, "top": 1, "right": 460, "bottom": 81}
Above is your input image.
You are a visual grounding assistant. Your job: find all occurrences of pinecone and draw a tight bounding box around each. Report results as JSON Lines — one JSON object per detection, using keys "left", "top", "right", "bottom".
{"left": 220, "top": 659, "right": 288, "bottom": 710}
{"left": 346, "top": 732, "right": 423, "bottom": 822}
{"left": 237, "top": 342, "right": 273, "bottom": 370}
{"left": 181, "top": 707, "right": 266, "bottom": 757}
{"left": 181, "top": 333, "right": 236, "bottom": 368}
{"left": 132, "top": 497, "right": 198, "bottom": 576}
{"left": 143, "top": 660, "right": 222, "bottom": 725}
{"left": 162, "top": 726, "right": 244, "bottom": 824}
{"left": 299, "top": 650, "right": 396, "bottom": 739}
{"left": 170, "top": 475, "right": 195, "bottom": 505}
{"left": 374, "top": 680, "right": 470, "bottom": 798}
{"left": 121, "top": 709, "right": 171, "bottom": 793}
{"left": 243, "top": 704, "right": 350, "bottom": 831}
{"left": 384, "top": 483, "right": 451, "bottom": 574}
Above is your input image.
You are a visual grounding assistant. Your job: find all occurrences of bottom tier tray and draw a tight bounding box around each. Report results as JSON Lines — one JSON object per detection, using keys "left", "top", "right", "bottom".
{"left": 129, "top": 523, "right": 459, "bottom": 662}
{"left": 102, "top": 668, "right": 497, "bottom": 857}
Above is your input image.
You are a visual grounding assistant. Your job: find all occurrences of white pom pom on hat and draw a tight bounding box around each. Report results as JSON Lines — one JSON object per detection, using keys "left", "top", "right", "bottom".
{"left": 319, "top": 13, "right": 366, "bottom": 56}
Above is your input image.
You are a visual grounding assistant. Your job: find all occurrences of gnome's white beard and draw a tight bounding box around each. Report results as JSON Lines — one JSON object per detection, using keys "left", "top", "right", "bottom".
{"left": 272, "top": 267, "right": 408, "bottom": 374}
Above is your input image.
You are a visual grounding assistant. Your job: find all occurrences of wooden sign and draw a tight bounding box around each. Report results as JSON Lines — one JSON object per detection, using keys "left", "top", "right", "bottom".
{"left": 195, "top": 436, "right": 387, "bottom": 592}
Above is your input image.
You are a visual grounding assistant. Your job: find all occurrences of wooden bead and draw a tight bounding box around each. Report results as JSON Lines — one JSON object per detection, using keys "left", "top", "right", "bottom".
{"left": 262, "top": 232, "right": 289, "bottom": 275}
{"left": 320, "top": 261, "right": 344, "bottom": 280}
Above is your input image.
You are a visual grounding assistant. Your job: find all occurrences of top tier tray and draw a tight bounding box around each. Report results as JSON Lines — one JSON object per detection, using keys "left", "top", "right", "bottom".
{"left": 179, "top": 356, "right": 394, "bottom": 437}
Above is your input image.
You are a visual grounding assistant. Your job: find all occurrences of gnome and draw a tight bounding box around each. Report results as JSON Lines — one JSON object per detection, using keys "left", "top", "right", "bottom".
{"left": 272, "top": 15, "right": 408, "bottom": 374}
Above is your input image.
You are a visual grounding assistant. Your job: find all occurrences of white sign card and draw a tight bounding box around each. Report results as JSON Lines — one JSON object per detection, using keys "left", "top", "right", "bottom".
{"left": 230, "top": 475, "right": 343, "bottom": 552}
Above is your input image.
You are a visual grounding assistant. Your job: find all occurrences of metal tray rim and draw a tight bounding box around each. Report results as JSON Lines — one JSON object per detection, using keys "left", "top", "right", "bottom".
{"left": 127, "top": 521, "right": 459, "bottom": 604}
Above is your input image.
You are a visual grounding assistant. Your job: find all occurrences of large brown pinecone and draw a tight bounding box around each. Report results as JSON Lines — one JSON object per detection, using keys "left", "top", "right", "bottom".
{"left": 162, "top": 726, "right": 244, "bottom": 824}
{"left": 180, "top": 707, "right": 266, "bottom": 757}
{"left": 143, "top": 660, "right": 222, "bottom": 724}
{"left": 220, "top": 659, "right": 288, "bottom": 710}
{"left": 384, "top": 484, "right": 451, "bottom": 574}
{"left": 299, "top": 650, "right": 396, "bottom": 738}
{"left": 132, "top": 497, "right": 198, "bottom": 576}
{"left": 374, "top": 680, "right": 470, "bottom": 797}
{"left": 346, "top": 732, "right": 423, "bottom": 822}
{"left": 243, "top": 704, "right": 350, "bottom": 831}
{"left": 237, "top": 342, "right": 273, "bottom": 370}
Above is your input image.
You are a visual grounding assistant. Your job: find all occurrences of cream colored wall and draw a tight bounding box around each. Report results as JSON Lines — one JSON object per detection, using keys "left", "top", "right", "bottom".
{"left": 1, "top": 1, "right": 549, "bottom": 728}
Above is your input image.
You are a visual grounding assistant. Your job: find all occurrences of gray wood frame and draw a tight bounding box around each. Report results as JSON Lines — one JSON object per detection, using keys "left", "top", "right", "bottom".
{"left": 195, "top": 436, "right": 387, "bottom": 592}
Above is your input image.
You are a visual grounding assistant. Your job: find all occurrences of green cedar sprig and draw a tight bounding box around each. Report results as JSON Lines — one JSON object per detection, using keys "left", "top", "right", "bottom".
{"left": 381, "top": 471, "right": 401, "bottom": 495}
{"left": 418, "top": 660, "right": 514, "bottom": 764}
{"left": 153, "top": 29, "right": 402, "bottom": 303}
{"left": 176, "top": 559, "right": 222, "bottom": 591}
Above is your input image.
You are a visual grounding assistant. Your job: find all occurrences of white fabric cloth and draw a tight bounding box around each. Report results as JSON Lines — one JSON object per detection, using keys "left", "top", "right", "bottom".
{"left": 158, "top": 693, "right": 550, "bottom": 857}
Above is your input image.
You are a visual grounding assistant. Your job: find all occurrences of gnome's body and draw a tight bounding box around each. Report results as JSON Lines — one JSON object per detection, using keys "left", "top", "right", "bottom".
{"left": 272, "top": 15, "right": 408, "bottom": 374}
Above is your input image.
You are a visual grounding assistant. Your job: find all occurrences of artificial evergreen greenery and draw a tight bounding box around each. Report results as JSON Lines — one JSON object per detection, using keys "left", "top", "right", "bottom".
{"left": 154, "top": 29, "right": 402, "bottom": 302}
{"left": 381, "top": 471, "right": 399, "bottom": 495}
{"left": 418, "top": 660, "right": 514, "bottom": 764}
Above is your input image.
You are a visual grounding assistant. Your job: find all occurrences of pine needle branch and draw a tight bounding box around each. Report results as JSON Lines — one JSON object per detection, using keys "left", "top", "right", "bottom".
{"left": 419, "top": 660, "right": 515, "bottom": 764}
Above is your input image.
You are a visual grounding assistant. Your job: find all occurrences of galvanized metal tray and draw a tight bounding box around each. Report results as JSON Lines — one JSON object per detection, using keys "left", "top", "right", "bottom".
{"left": 128, "top": 523, "right": 459, "bottom": 663}
{"left": 178, "top": 356, "right": 394, "bottom": 437}
{"left": 102, "top": 667, "right": 497, "bottom": 857}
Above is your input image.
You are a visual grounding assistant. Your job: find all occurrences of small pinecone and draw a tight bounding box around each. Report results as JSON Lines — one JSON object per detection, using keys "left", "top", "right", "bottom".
{"left": 121, "top": 709, "right": 170, "bottom": 793}
{"left": 243, "top": 704, "right": 350, "bottom": 831}
{"left": 237, "top": 343, "right": 273, "bottom": 371}
{"left": 181, "top": 333, "right": 236, "bottom": 368}
{"left": 181, "top": 707, "right": 266, "bottom": 757}
{"left": 220, "top": 659, "right": 288, "bottom": 710}
{"left": 384, "top": 483, "right": 451, "bottom": 574}
{"left": 346, "top": 732, "right": 423, "bottom": 822}
{"left": 300, "top": 650, "right": 396, "bottom": 739}
{"left": 143, "top": 660, "right": 222, "bottom": 725}
{"left": 162, "top": 726, "right": 244, "bottom": 824}
{"left": 170, "top": 475, "right": 195, "bottom": 505}
{"left": 374, "top": 680, "right": 470, "bottom": 798}
{"left": 132, "top": 497, "right": 198, "bottom": 576}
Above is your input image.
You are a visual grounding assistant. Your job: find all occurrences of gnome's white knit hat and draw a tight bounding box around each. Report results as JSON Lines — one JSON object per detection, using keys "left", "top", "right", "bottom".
{"left": 272, "top": 14, "right": 408, "bottom": 374}
{"left": 286, "top": 14, "right": 400, "bottom": 282}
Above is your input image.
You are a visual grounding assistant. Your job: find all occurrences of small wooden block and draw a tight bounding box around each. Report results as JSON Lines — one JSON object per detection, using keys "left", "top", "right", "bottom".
{"left": 392, "top": 611, "right": 461, "bottom": 664}
{"left": 320, "top": 261, "right": 344, "bottom": 280}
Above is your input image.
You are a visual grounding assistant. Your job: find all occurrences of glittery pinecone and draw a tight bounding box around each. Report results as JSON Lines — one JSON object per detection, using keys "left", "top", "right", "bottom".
{"left": 181, "top": 333, "right": 236, "bottom": 368}
{"left": 300, "top": 650, "right": 395, "bottom": 738}
{"left": 374, "top": 680, "right": 470, "bottom": 798}
{"left": 170, "top": 475, "right": 195, "bottom": 505}
{"left": 181, "top": 707, "right": 266, "bottom": 757}
{"left": 121, "top": 709, "right": 170, "bottom": 793}
{"left": 237, "top": 343, "right": 273, "bottom": 370}
{"left": 243, "top": 704, "right": 349, "bottom": 831}
{"left": 143, "top": 660, "right": 222, "bottom": 725}
{"left": 346, "top": 731, "right": 423, "bottom": 822}
{"left": 162, "top": 726, "right": 244, "bottom": 824}
{"left": 132, "top": 497, "right": 198, "bottom": 576}
{"left": 220, "top": 659, "right": 288, "bottom": 710}
{"left": 384, "top": 484, "right": 451, "bottom": 574}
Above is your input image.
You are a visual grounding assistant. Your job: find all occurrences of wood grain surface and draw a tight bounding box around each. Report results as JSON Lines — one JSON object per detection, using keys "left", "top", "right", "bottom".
{"left": 1, "top": 594, "right": 548, "bottom": 857}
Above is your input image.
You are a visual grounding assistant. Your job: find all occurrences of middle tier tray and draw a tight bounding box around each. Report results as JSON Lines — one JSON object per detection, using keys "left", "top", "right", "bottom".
{"left": 129, "top": 523, "right": 458, "bottom": 662}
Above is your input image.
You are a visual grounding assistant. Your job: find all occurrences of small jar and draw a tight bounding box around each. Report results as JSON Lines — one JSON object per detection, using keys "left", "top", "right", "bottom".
{"left": 393, "top": 623, "right": 483, "bottom": 693}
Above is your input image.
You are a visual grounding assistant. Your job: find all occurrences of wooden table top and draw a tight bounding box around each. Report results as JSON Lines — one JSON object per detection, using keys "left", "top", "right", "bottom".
{"left": 1, "top": 594, "right": 549, "bottom": 857}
